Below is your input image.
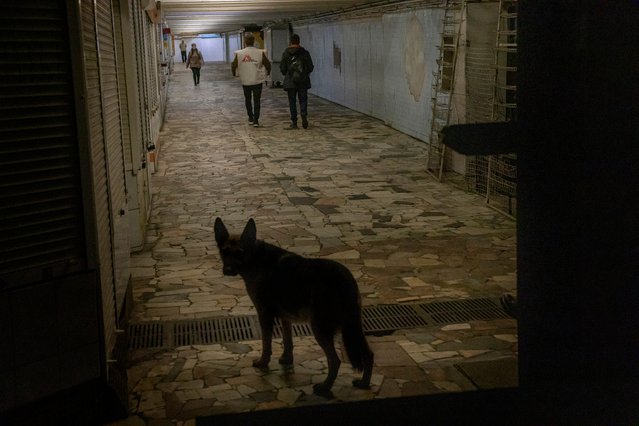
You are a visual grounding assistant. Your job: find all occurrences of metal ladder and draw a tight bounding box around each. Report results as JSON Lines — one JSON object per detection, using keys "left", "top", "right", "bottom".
{"left": 426, "top": 0, "right": 465, "bottom": 181}
{"left": 486, "top": 0, "right": 518, "bottom": 218}
{"left": 491, "top": 0, "right": 518, "bottom": 122}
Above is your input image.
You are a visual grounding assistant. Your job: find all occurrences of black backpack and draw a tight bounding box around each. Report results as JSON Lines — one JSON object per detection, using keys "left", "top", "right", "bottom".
{"left": 289, "top": 53, "right": 305, "bottom": 84}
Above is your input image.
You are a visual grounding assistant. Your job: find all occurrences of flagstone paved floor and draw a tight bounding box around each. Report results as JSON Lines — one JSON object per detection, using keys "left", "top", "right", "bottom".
{"left": 119, "top": 63, "right": 517, "bottom": 425}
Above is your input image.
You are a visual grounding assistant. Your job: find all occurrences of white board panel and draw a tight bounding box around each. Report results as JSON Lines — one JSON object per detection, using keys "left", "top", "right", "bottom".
{"left": 342, "top": 23, "right": 358, "bottom": 110}
{"left": 370, "top": 19, "right": 385, "bottom": 120}
{"left": 355, "top": 21, "right": 373, "bottom": 115}
{"left": 295, "top": 7, "right": 445, "bottom": 143}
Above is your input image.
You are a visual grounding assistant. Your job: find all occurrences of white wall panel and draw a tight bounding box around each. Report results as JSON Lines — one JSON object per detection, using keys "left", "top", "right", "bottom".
{"left": 296, "top": 25, "right": 336, "bottom": 102}
{"left": 329, "top": 25, "right": 345, "bottom": 105}
{"left": 306, "top": 23, "right": 333, "bottom": 102}
{"left": 316, "top": 25, "right": 332, "bottom": 102}
{"left": 370, "top": 19, "right": 385, "bottom": 120}
{"left": 313, "top": 25, "right": 329, "bottom": 100}
{"left": 288, "top": 5, "right": 509, "bottom": 180}
{"left": 174, "top": 37, "right": 225, "bottom": 62}
{"left": 265, "top": 28, "right": 289, "bottom": 82}
{"left": 342, "top": 24, "right": 358, "bottom": 110}
{"left": 355, "top": 21, "right": 373, "bottom": 115}
{"left": 295, "top": 27, "right": 318, "bottom": 89}
{"left": 383, "top": 10, "right": 444, "bottom": 141}
{"left": 294, "top": 7, "right": 444, "bottom": 142}
{"left": 227, "top": 34, "right": 241, "bottom": 62}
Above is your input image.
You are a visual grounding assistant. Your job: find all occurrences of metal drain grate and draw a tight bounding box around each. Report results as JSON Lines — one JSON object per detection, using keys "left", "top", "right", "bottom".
{"left": 129, "top": 322, "right": 164, "bottom": 349}
{"left": 173, "top": 316, "right": 257, "bottom": 346}
{"left": 128, "top": 298, "right": 512, "bottom": 349}
{"left": 416, "top": 298, "right": 511, "bottom": 324}
{"left": 272, "top": 319, "right": 314, "bottom": 339}
{"left": 362, "top": 304, "right": 429, "bottom": 332}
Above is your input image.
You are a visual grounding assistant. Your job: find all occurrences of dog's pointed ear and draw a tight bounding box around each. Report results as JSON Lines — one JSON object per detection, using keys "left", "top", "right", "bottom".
{"left": 240, "top": 218, "right": 257, "bottom": 247}
{"left": 214, "top": 217, "right": 229, "bottom": 246}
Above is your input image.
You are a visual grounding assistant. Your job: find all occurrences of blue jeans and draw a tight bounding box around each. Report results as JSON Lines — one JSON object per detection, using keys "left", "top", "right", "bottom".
{"left": 243, "top": 84, "right": 263, "bottom": 122}
{"left": 286, "top": 88, "right": 308, "bottom": 122}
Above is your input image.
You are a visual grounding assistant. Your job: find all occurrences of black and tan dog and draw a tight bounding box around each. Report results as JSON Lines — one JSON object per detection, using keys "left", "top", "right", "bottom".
{"left": 214, "top": 217, "right": 374, "bottom": 397}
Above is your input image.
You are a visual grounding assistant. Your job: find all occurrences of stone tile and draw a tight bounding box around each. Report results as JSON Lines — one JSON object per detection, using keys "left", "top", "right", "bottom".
{"left": 137, "top": 390, "right": 164, "bottom": 412}
{"left": 323, "top": 249, "right": 360, "bottom": 259}
{"left": 495, "top": 334, "right": 518, "bottom": 343}
{"left": 401, "top": 276, "right": 428, "bottom": 287}
{"left": 176, "top": 380, "right": 203, "bottom": 390}
{"left": 182, "top": 399, "right": 215, "bottom": 413}
{"left": 277, "top": 388, "right": 302, "bottom": 405}
{"left": 455, "top": 358, "right": 518, "bottom": 389}
{"left": 255, "top": 400, "right": 288, "bottom": 411}
{"left": 400, "top": 380, "right": 441, "bottom": 396}
{"left": 441, "top": 323, "right": 472, "bottom": 331}
{"left": 377, "top": 378, "right": 402, "bottom": 399}
{"left": 459, "top": 349, "right": 491, "bottom": 358}
{"left": 376, "top": 366, "right": 428, "bottom": 382}
{"left": 211, "top": 389, "right": 243, "bottom": 402}
{"left": 369, "top": 341, "right": 415, "bottom": 367}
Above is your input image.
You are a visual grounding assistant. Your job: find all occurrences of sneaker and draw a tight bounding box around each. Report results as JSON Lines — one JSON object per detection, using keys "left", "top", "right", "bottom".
{"left": 302, "top": 117, "right": 309, "bottom": 129}
{"left": 286, "top": 123, "right": 298, "bottom": 130}
{"left": 248, "top": 119, "right": 254, "bottom": 124}
{"left": 253, "top": 121, "right": 259, "bottom": 127}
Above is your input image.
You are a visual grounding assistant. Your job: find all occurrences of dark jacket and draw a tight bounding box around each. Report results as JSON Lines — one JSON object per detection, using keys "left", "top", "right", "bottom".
{"left": 280, "top": 46, "right": 314, "bottom": 90}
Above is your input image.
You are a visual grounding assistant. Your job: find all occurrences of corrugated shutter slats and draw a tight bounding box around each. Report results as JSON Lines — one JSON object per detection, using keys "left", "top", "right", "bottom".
{"left": 82, "top": 0, "right": 116, "bottom": 353}
{"left": 0, "top": 2, "right": 85, "bottom": 283}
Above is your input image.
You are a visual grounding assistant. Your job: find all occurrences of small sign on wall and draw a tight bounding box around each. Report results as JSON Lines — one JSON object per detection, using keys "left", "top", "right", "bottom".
{"left": 333, "top": 41, "right": 341, "bottom": 72}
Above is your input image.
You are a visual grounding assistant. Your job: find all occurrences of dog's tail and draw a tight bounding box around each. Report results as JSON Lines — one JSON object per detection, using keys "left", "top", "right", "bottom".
{"left": 341, "top": 302, "right": 373, "bottom": 371}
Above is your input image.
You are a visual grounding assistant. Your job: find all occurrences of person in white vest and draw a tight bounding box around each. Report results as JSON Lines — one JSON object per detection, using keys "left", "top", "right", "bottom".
{"left": 232, "top": 34, "right": 272, "bottom": 127}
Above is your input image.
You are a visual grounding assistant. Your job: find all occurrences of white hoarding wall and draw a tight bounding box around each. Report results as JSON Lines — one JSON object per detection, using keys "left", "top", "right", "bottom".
{"left": 294, "top": 7, "right": 445, "bottom": 143}
{"left": 174, "top": 36, "right": 226, "bottom": 63}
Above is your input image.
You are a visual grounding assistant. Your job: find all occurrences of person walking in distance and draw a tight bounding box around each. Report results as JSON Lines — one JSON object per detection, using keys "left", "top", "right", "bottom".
{"left": 179, "top": 39, "right": 187, "bottom": 63}
{"left": 232, "top": 34, "right": 272, "bottom": 127}
{"left": 186, "top": 43, "right": 203, "bottom": 86}
{"left": 280, "top": 34, "right": 314, "bottom": 129}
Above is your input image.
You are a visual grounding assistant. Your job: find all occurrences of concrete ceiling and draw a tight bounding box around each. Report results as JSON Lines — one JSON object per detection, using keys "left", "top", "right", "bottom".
{"left": 161, "top": 0, "right": 388, "bottom": 36}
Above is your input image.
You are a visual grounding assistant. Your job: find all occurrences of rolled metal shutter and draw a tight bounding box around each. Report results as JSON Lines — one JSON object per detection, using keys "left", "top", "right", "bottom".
{"left": 0, "top": 1, "right": 86, "bottom": 288}
{"left": 81, "top": 0, "right": 131, "bottom": 353}
{"left": 96, "top": 0, "right": 130, "bottom": 321}
{"left": 81, "top": 0, "right": 115, "bottom": 353}
{"left": 131, "top": 0, "right": 151, "bottom": 155}
{"left": 146, "top": 18, "right": 159, "bottom": 114}
{"left": 112, "top": 0, "right": 132, "bottom": 172}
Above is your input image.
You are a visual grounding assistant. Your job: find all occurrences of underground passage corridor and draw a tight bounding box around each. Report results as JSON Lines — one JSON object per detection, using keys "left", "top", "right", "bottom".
{"left": 125, "top": 62, "right": 517, "bottom": 423}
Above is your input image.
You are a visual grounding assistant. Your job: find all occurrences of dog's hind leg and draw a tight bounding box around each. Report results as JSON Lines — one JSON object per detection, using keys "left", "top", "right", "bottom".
{"left": 279, "top": 319, "right": 294, "bottom": 365}
{"left": 253, "top": 312, "right": 274, "bottom": 370}
{"left": 311, "top": 323, "right": 341, "bottom": 398}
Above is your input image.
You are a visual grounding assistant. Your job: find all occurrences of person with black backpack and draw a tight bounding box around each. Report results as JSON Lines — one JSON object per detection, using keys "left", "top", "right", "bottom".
{"left": 280, "top": 34, "right": 314, "bottom": 129}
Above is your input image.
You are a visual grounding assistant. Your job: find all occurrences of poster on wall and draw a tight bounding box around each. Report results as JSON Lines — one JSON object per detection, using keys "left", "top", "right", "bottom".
{"left": 404, "top": 13, "right": 427, "bottom": 102}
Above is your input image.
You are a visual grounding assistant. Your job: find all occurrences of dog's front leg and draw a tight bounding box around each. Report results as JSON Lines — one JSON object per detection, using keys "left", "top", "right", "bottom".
{"left": 279, "top": 319, "right": 294, "bottom": 365}
{"left": 254, "top": 311, "right": 273, "bottom": 369}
